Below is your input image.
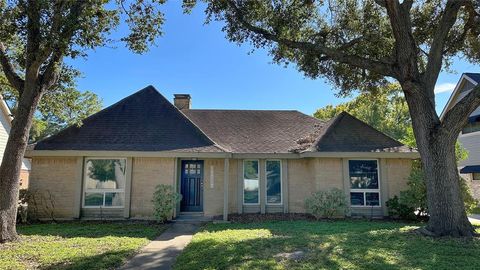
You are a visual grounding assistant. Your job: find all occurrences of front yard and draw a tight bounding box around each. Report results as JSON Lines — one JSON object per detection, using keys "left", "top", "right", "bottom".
{"left": 175, "top": 220, "right": 480, "bottom": 270}
{"left": 0, "top": 222, "right": 167, "bottom": 270}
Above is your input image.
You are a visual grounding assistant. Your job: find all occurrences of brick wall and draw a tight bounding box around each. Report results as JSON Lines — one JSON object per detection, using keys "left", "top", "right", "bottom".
{"left": 29, "top": 157, "right": 79, "bottom": 218}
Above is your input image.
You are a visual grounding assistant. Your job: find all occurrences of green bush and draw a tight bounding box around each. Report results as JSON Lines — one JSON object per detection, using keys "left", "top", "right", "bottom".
{"left": 305, "top": 188, "right": 348, "bottom": 219}
{"left": 386, "top": 162, "right": 479, "bottom": 220}
{"left": 152, "top": 184, "right": 182, "bottom": 223}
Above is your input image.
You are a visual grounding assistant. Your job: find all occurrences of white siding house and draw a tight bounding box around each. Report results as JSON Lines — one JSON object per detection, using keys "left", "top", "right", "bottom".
{"left": 0, "top": 96, "right": 31, "bottom": 188}
{"left": 441, "top": 73, "right": 480, "bottom": 198}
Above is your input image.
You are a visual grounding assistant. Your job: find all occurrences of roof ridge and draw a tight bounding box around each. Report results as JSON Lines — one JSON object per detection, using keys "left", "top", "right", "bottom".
{"left": 304, "top": 112, "right": 347, "bottom": 152}
{"left": 34, "top": 85, "right": 158, "bottom": 145}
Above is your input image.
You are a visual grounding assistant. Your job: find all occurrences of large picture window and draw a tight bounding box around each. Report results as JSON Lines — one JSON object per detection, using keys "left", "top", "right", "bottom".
{"left": 243, "top": 160, "right": 259, "bottom": 204}
{"left": 83, "top": 158, "right": 126, "bottom": 208}
{"left": 349, "top": 160, "right": 380, "bottom": 207}
{"left": 266, "top": 160, "right": 282, "bottom": 204}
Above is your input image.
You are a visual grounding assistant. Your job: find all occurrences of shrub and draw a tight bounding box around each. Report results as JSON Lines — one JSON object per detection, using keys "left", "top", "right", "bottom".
{"left": 386, "top": 161, "right": 479, "bottom": 220}
{"left": 152, "top": 184, "right": 182, "bottom": 223}
{"left": 305, "top": 188, "right": 348, "bottom": 219}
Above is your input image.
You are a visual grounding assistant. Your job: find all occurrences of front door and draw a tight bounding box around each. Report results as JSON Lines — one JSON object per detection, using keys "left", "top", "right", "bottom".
{"left": 180, "top": 160, "right": 204, "bottom": 212}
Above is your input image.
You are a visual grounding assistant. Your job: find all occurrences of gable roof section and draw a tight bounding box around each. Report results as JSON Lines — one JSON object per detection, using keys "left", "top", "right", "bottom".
{"left": 465, "top": 73, "right": 480, "bottom": 83}
{"left": 304, "top": 112, "right": 411, "bottom": 153}
{"left": 183, "top": 109, "right": 325, "bottom": 153}
{"left": 440, "top": 73, "right": 480, "bottom": 119}
{"left": 33, "top": 86, "right": 223, "bottom": 152}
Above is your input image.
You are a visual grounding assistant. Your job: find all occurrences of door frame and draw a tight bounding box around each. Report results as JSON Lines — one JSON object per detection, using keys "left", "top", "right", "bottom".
{"left": 179, "top": 159, "right": 204, "bottom": 212}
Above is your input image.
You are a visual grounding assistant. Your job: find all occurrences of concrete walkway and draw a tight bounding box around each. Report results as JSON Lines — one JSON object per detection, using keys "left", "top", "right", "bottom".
{"left": 119, "top": 223, "right": 199, "bottom": 270}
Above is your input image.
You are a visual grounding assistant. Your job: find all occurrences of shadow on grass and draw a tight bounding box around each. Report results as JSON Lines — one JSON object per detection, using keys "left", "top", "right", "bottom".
{"left": 174, "top": 220, "right": 480, "bottom": 270}
{"left": 38, "top": 249, "right": 136, "bottom": 270}
{"left": 17, "top": 221, "right": 166, "bottom": 240}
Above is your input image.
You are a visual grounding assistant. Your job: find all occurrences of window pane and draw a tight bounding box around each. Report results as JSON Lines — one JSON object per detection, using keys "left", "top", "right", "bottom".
{"left": 473, "top": 173, "right": 480, "bottom": 180}
{"left": 350, "top": 192, "right": 364, "bottom": 206}
{"left": 349, "top": 160, "right": 379, "bottom": 189}
{"left": 266, "top": 160, "right": 281, "bottom": 204}
{"left": 84, "top": 193, "right": 104, "bottom": 206}
{"left": 105, "top": 192, "right": 124, "bottom": 207}
{"left": 244, "top": 160, "right": 259, "bottom": 204}
{"left": 366, "top": 192, "right": 380, "bottom": 206}
{"left": 244, "top": 160, "right": 259, "bottom": 180}
{"left": 85, "top": 159, "right": 126, "bottom": 190}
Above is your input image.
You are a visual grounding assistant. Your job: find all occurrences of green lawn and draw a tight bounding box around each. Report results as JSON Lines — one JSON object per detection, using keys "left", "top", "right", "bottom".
{"left": 175, "top": 220, "right": 480, "bottom": 270}
{"left": 0, "top": 222, "right": 167, "bottom": 270}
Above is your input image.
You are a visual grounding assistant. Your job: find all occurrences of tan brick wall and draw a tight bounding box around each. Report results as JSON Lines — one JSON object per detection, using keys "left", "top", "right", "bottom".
{"left": 203, "top": 159, "right": 226, "bottom": 217}
{"left": 287, "top": 159, "right": 313, "bottom": 212}
{"left": 130, "top": 157, "right": 175, "bottom": 218}
{"left": 385, "top": 158, "right": 413, "bottom": 199}
{"left": 461, "top": 173, "right": 480, "bottom": 200}
{"left": 288, "top": 158, "right": 344, "bottom": 213}
{"left": 29, "top": 157, "right": 78, "bottom": 218}
{"left": 19, "top": 169, "right": 29, "bottom": 189}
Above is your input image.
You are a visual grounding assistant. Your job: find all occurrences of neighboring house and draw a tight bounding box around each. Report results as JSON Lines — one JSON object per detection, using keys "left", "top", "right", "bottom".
{"left": 441, "top": 73, "right": 480, "bottom": 198}
{"left": 26, "top": 86, "right": 417, "bottom": 220}
{"left": 0, "top": 95, "right": 31, "bottom": 189}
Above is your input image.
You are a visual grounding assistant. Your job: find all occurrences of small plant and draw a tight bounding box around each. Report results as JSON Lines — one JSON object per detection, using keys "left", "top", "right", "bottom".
{"left": 305, "top": 188, "right": 348, "bottom": 219}
{"left": 152, "top": 184, "right": 182, "bottom": 223}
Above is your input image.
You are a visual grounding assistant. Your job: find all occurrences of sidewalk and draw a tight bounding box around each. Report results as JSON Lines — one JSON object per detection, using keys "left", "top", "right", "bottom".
{"left": 119, "top": 223, "right": 199, "bottom": 270}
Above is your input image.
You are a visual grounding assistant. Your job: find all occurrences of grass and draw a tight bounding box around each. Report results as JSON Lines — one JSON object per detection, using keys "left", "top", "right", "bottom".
{"left": 175, "top": 220, "right": 480, "bottom": 270}
{"left": 0, "top": 221, "right": 167, "bottom": 270}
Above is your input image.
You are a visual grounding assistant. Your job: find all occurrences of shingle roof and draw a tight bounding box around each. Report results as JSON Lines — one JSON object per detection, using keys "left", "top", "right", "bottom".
{"left": 306, "top": 112, "right": 413, "bottom": 153}
{"left": 183, "top": 110, "right": 325, "bottom": 153}
{"left": 465, "top": 73, "right": 480, "bottom": 84}
{"left": 33, "top": 86, "right": 223, "bottom": 152}
{"left": 32, "top": 86, "right": 414, "bottom": 154}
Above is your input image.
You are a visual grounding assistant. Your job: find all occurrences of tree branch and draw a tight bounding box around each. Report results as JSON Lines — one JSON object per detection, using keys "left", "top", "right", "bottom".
{"left": 423, "top": 1, "right": 465, "bottom": 93}
{"left": 226, "top": 0, "right": 396, "bottom": 78}
{"left": 442, "top": 84, "right": 480, "bottom": 139}
{"left": 0, "top": 43, "right": 24, "bottom": 93}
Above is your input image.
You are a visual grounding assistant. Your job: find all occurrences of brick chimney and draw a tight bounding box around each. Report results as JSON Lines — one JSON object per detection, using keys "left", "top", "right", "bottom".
{"left": 174, "top": 94, "right": 191, "bottom": 110}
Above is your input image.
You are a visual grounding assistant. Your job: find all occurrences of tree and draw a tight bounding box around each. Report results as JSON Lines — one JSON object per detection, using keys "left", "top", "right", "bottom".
{"left": 1, "top": 69, "right": 102, "bottom": 142}
{"left": 0, "top": 0, "right": 168, "bottom": 242}
{"left": 189, "top": 0, "right": 480, "bottom": 236}
{"left": 314, "top": 84, "right": 411, "bottom": 143}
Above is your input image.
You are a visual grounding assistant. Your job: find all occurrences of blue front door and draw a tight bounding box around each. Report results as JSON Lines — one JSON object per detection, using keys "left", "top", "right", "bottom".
{"left": 180, "top": 160, "right": 204, "bottom": 212}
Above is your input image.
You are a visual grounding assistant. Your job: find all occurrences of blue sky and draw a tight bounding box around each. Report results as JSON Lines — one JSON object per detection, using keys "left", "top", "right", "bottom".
{"left": 70, "top": 1, "right": 478, "bottom": 116}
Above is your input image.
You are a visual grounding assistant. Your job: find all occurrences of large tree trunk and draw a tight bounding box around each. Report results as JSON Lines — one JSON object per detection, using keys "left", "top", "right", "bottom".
{"left": 0, "top": 87, "right": 41, "bottom": 242}
{"left": 404, "top": 82, "right": 475, "bottom": 237}
{"left": 419, "top": 136, "right": 474, "bottom": 236}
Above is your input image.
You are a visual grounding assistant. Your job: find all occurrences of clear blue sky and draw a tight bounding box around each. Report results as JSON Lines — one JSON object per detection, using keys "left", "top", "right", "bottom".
{"left": 69, "top": 1, "right": 478, "bottom": 116}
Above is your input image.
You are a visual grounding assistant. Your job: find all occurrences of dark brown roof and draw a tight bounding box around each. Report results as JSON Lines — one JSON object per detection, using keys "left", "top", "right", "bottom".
{"left": 305, "top": 112, "right": 413, "bottom": 153}
{"left": 33, "top": 86, "right": 223, "bottom": 152}
{"left": 183, "top": 110, "right": 325, "bottom": 153}
{"left": 32, "top": 86, "right": 414, "bottom": 154}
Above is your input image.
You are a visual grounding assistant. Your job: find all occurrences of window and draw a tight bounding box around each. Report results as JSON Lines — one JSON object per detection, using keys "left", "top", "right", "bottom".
{"left": 243, "top": 160, "right": 259, "bottom": 204}
{"left": 266, "top": 160, "right": 282, "bottom": 204}
{"left": 473, "top": 173, "right": 480, "bottom": 181}
{"left": 349, "top": 160, "right": 380, "bottom": 207}
{"left": 83, "top": 158, "right": 126, "bottom": 208}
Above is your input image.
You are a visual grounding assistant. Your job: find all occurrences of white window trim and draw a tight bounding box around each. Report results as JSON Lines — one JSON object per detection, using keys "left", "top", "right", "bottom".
{"left": 348, "top": 159, "right": 381, "bottom": 208}
{"left": 243, "top": 159, "right": 260, "bottom": 205}
{"left": 82, "top": 157, "right": 127, "bottom": 209}
{"left": 265, "top": 159, "right": 282, "bottom": 205}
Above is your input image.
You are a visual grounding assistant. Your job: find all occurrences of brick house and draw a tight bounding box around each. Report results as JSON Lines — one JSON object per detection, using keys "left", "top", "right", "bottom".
{"left": 26, "top": 86, "right": 417, "bottom": 220}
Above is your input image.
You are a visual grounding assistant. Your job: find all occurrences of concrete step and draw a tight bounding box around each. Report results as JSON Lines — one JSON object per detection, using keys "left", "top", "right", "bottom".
{"left": 174, "top": 213, "right": 212, "bottom": 223}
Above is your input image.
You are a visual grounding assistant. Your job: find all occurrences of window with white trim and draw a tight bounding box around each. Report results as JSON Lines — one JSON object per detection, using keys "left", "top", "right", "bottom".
{"left": 83, "top": 158, "right": 126, "bottom": 208}
{"left": 473, "top": 173, "right": 480, "bottom": 181}
{"left": 349, "top": 160, "right": 380, "bottom": 206}
{"left": 266, "top": 160, "right": 282, "bottom": 204}
{"left": 243, "top": 160, "right": 259, "bottom": 204}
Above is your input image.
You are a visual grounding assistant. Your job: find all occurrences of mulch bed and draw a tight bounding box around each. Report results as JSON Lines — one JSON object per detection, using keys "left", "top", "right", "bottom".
{"left": 228, "top": 213, "right": 317, "bottom": 223}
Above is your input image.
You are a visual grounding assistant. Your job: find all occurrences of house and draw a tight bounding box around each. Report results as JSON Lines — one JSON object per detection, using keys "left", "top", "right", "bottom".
{"left": 0, "top": 95, "right": 31, "bottom": 189}
{"left": 441, "top": 73, "right": 480, "bottom": 198}
{"left": 26, "top": 86, "right": 417, "bottom": 220}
